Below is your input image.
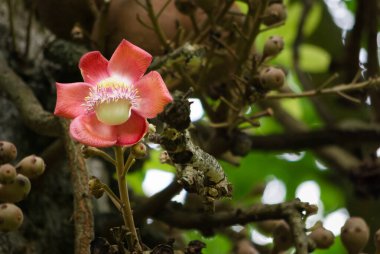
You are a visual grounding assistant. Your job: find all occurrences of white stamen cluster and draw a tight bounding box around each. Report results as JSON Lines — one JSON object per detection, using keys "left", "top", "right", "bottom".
{"left": 83, "top": 83, "right": 139, "bottom": 113}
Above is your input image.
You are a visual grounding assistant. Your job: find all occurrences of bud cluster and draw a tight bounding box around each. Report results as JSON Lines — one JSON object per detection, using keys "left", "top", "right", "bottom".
{"left": 0, "top": 141, "right": 46, "bottom": 232}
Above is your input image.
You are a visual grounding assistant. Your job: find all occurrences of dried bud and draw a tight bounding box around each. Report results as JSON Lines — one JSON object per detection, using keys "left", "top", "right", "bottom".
{"left": 230, "top": 132, "right": 252, "bottom": 157}
{"left": 308, "top": 226, "right": 335, "bottom": 249}
{"left": 0, "top": 164, "right": 17, "bottom": 184}
{"left": 130, "top": 142, "right": 148, "bottom": 159}
{"left": 88, "top": 176, "right": 104, "bottom": 199}
{"left": 272, "top": 221, "right": 293, "bottom": 252}
{"left": 0, "top": 141, "right": 17, "bottom": 164}
{"left": 262, "top": 3, "right": 287, "bottom": 26}
{"left": 259, "top": 67, "right": 285, "bottom": 90}
{"left": 341, "top": 217, "right": 369, "bottom": 254}
{"left": 0, "top": 203, "right": 24, "bottom": 232}
{"left": 263, "top": 36, "right": 284, "bottom": 58}
{"left": 16, "top": 155, "right": 46, "bottom": 179}
{"left": 0, "top": 174, "right": 31, "bottom": 203}
{"left": 175, "top": 0, "right": 197, "bottom": 15}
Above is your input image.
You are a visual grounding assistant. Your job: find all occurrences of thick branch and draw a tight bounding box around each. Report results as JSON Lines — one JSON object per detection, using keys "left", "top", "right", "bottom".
{"left": 60, "top": 119, "right": 94, "bottom": 254}
{"left": 154, "top": 199, "right": 313, "bottom": 254}
{"left": 250, "top": 126, "right": 380, "bottom": 150}
{"left": 0, "top": 56, "right": 60, "bottom": 137}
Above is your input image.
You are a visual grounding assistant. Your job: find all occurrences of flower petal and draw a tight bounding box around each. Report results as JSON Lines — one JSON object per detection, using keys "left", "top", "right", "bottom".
{"left": 79, "top": 51, "right": 109, "bottom": 85}
{"left": 133, "top": 71, "right": 173, "bottom": 118}
{"left": 108, "top": 39, "right": 152, "bottom": 84}
{"left": 116, "top": 111, "right": 148, "bottom": 146}
{"left": 54, "top": 82, "right": 92, "bottom": 119}
{"left": 70, "top": 113, "right": 117, "bottom": 147}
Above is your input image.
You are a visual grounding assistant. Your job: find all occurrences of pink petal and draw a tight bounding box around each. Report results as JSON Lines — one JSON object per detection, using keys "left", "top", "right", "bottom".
{"left": 116, "top": 111, "right": 148, "bottom": 146}
{"left": 108, "top": 40, "right": 152, "bottom": 84}
{"left": 133, "top": 71, "right": 173, "bottom": 118}
{"left": 70, "top": 113, "right": 117, "bottom": 147}
{"left": 79, "top": 51, "right": 109, "bottom": 85}
{"left": 54, "top": 82, "right": 92, "bottom": 119}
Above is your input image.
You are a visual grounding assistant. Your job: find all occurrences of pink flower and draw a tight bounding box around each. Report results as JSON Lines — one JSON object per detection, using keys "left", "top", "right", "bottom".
{"left": 54, "top": 40, "right": 172, "bottom": 147}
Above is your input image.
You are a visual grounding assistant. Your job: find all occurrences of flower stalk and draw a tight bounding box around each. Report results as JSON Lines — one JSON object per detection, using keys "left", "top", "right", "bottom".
{"left": 114, "top": 146, "right": 142, "bottom": 252}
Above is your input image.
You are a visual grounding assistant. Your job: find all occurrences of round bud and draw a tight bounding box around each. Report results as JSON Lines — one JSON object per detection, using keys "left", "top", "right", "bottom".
{"left": 308, "top": 227, "right": 335, "bottom": 249}
{"left": 259, "top": 67, "right": 285, "bottom": 90}
{"left": 0, "top": 174, "right": 31, "bottom": 203}
{"left": 230, "top": 132, "right": 252, "bottom": 157}
{"left": 263, "top": 36, "right": 284, "bottom": 58}
{"left": 88, "top": 176, "right": 104, "bottom": 199}
{"left": 0, "top": 164, "right": 17, "bottom": 184}
{"left": 0, "top": 141, "right": 17, "bottom": 164}
{"left": 130, "top": 142, "right": 148, "bottom": 159}
{"left": 341, "top": 217, "right": 369, "bottom": 254}
{"left": 175, "top": 0, "right": 197, "bottom": 15}
{"left": 273, "top": 221, "right": 293, "bottom": 252}
{"left": 16, "top": 155, "right": 46, "bottom": 179}
{"left": 262, "top": 3, "right": 287, "bottom": 26}
{"left": 0, "top": 203, "right": 24, "bottom": 232}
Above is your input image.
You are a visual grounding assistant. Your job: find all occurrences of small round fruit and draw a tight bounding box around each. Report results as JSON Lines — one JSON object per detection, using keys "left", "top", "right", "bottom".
{"left": 0, "top": 203, "right": 24, "bottom": 232}
{"left": 259, "top": 67, "right": 285, "bottom": 90}
{"left": 263, "top": 36, "right": 284, "bottom": 58}
{"left": 341, "top": 217, "right": 369, "bottom": 254}
{"left": 262, "top": 3, "right": 287, "bottom": 26}
{"left": 309, "top": 227, "right": 335, "bottom": 249}
{"left": 230, "top": 132, "right": 252, "bottom": 157}
{"left": 273, "top": 221, "right": 293, "bottom": 252}
{"left": 16, "top": 155, "right": 46, "bottom": 179}
{"left": 0, "top": 164, "right": 17, "bottom": 184}
{"left": 0, "top": 141, "right": 17, "bottom": 164}
{"left": 0, "top": 174, "right": 31, "bottom": 203}
{"left": 130, "top": 142, "right": 148, "bottom": 159}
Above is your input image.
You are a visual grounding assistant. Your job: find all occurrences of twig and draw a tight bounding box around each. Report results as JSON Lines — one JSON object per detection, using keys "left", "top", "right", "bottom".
{"left": 259, "top": 20, "right": 285, "bottom": 33}
{"left": 156, "top": 0, "right": 172, "bottom": 19}
{"left": 265, "top": 77, "right": 380, "bottom": 99}
{"left": 0, "top": 55, "right": 60, "bottom": 137}
{"left": 82, "top": 146, "right": 116, "bottom": 165}
{"left": 144, "top": 0, "right": 171, "bottom": 51}
{"left": 136, "top": 14, "right": 154, "bottom": 30}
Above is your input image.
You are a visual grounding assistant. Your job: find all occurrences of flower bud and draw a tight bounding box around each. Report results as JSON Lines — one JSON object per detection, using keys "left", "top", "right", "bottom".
{"left": 341, "top": 217, "right": 369, "bottom": 254}
{"left": 262, "top": 3, "right": 287, "bottom": 26}
{"left": 308, "top": 226, "right": 335, "bottom": 249}
{"left": 0, "top": 164, "right": 17, "bottom": 184}
{"left": 0, "top": 174, "right": 31, "bottom": 203}
{"left": 88, "top": 176, "right": 104, "bottom": 199}
{"left": 0, "top": 203, "right": 24, "bottom": 232}
{"left": 263, "top": 36, "right": 284, "bottom": 58}
{"left": 0, "top": 141, "right": 17, "bottom": 164}
{"left": 259, "top": 67, "right": 285, "bottom": 90}
{"left": 130, "top": 142, "right": 148, "bottom": 159}
{"left": 175, "top": 0, "right": 197, "bottom": 15}
{"left": 16, "top": 155, "right": 46, "bottom": 179}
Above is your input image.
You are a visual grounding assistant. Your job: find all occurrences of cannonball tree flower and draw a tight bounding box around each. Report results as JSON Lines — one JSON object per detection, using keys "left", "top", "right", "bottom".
{"left": 54, "top": 39, "right": 172, "bottom": 147}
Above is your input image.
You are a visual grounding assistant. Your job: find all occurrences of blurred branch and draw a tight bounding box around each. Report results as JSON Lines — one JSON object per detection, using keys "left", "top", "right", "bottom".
{"left": 250, "top": 125, "right": 380, "bottom": 150}
{"left": 60, "top": 119, "right": 94, "bottom": 254}
{"left": 134, "top": 180, "right": 183, "bottom": 224}
{"left": 265, "top": 77, "right": 380, "bottom": 99}
{"left": 261, "top": 101, "right": 362, "bottom": 173}
{"left": 154, "top": 199, "right": 314, "bottom": 254}
{"left": 0, "top": 55, "right": 60, "bottom": 137}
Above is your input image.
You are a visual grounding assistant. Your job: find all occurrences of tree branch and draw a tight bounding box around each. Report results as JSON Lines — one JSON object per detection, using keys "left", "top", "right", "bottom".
{"left": 0, "top": 56, "right": 60, "bottom": 137}
{"left": 250, "top": 125, "right": 380, "bottom": 151}
{"left": 60, "top": 119, "right": 94, "bottom": 254}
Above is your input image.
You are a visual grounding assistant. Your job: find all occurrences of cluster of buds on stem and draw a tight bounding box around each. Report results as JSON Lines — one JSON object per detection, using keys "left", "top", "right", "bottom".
{"left": 0, "top": 141, "right": 46, "bottom": 232}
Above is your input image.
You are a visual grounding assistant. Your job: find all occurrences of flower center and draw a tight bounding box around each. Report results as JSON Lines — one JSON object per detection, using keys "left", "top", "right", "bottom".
{"left": 83, "top": 77, "right": 139, "bottom": 125}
